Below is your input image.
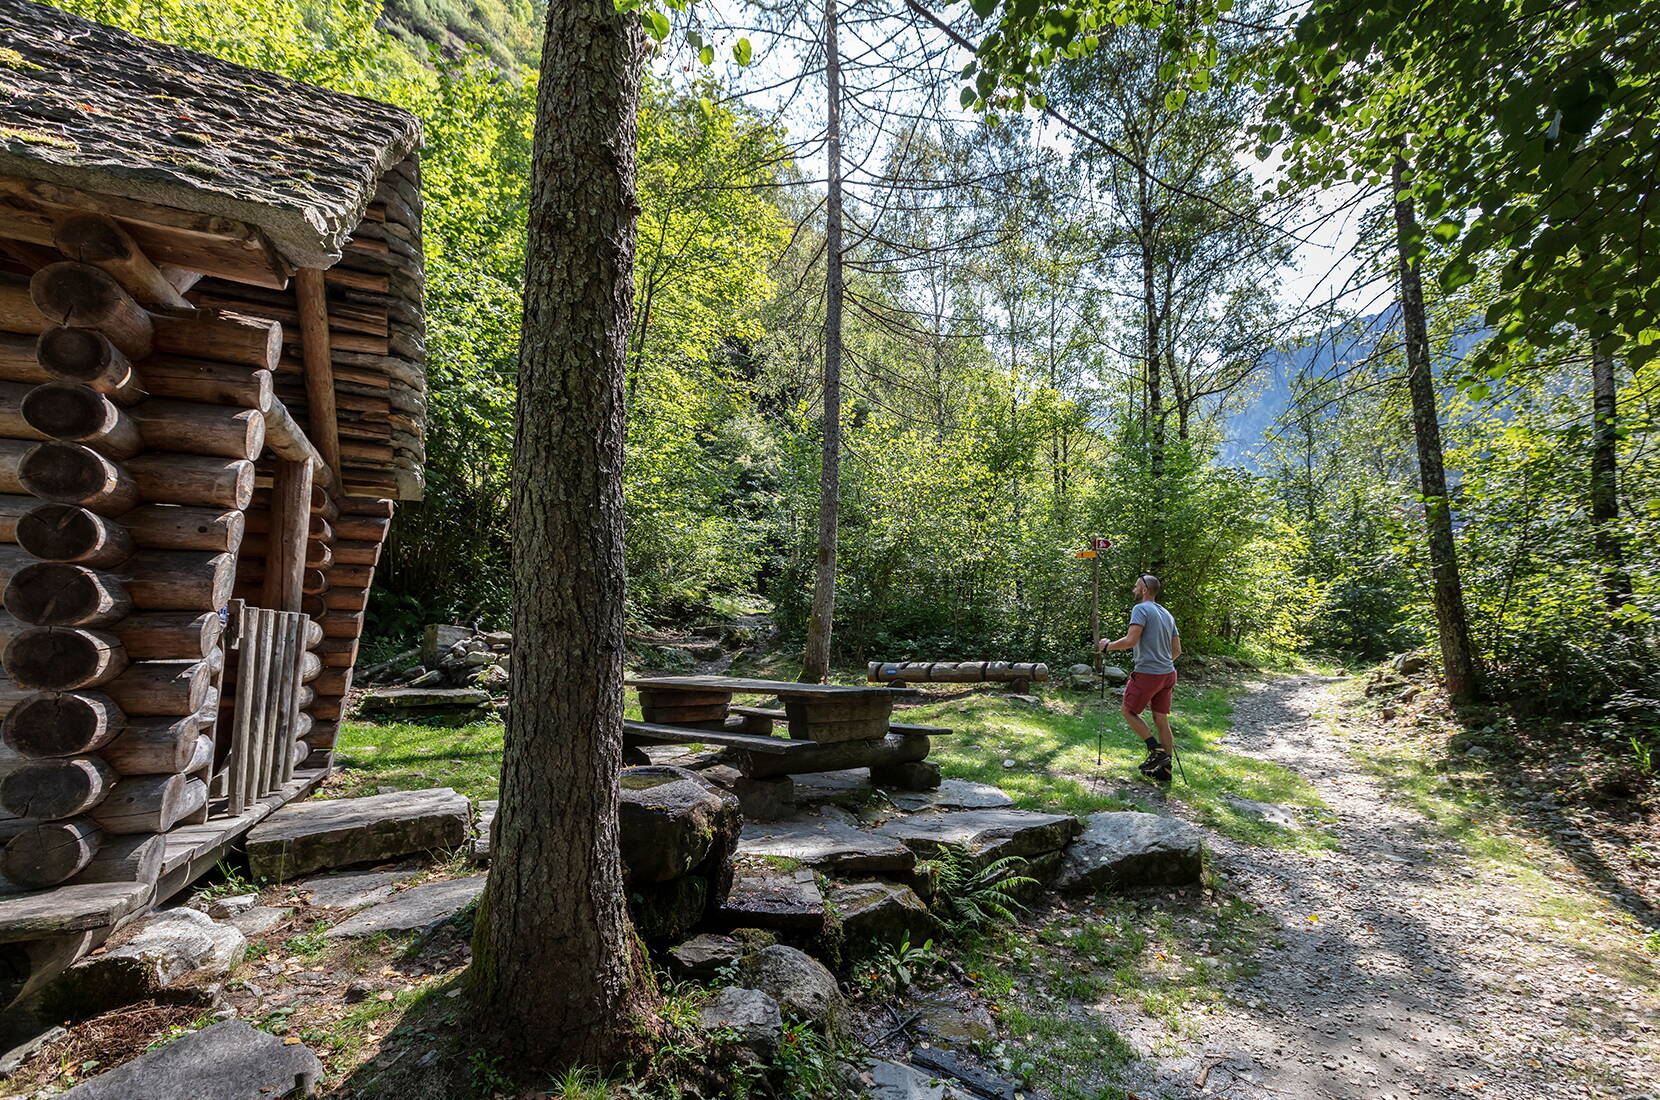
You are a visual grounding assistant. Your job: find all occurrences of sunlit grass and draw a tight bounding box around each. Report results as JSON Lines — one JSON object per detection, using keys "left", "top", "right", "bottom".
{"left": 333, "top": 718, "right": 506, "bottom": 801}
{"left": 907, "top": 685, "right": 1335, "bottom": 850}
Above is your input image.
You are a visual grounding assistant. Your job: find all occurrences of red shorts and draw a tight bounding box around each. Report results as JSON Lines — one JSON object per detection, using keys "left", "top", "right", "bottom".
{"left": 1123, "top": 671, "right": 1177, "bottom": 716}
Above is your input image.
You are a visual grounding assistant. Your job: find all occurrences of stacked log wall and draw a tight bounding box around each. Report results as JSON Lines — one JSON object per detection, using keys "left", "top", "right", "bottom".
{"left": 0, "top": 247, "right": 274, "bottom": 887}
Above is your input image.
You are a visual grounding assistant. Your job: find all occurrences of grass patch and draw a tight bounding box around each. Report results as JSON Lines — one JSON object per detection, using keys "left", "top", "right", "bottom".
{"left": 333, "top": 718, "right": 506, "bottom": 801}
{"left": 908, "top": 684, "right": 1335, "bottom": 850}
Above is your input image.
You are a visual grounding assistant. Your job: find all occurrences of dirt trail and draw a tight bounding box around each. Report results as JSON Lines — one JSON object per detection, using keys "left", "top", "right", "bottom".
{"left": 1121, "top": 674, "right": 1659, "bottom": 1100}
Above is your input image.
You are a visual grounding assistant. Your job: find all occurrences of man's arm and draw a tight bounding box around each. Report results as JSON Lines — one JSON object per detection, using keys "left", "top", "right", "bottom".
{"left": 1098, "top": 623, "right": 1143, "bottom": 652}
{"left": 1171, "top": 633, "right": 1182, "bottom": 660}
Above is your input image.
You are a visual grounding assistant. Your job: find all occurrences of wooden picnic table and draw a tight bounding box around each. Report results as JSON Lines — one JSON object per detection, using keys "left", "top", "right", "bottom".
{"left": 626, "top": 675, "right": 911, "bottom": 743}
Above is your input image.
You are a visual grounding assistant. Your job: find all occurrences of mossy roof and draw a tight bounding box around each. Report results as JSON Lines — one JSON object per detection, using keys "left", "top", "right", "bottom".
{"left": 0, "top": 0, "right": 421, "bottom": 270}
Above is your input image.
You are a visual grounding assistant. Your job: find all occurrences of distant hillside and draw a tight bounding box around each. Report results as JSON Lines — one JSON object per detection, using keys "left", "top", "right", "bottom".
{"left": 379, "top": 0, "right": 543, "bottom": 68}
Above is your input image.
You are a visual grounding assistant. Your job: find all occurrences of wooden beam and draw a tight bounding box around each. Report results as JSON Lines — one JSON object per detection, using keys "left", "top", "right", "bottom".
{"left": 52, "top": 214, "right": 191, "bottom": 309}
{"left": 294, "top": 268, "right": 340, "bottom": 480}
{"left": 0, "top": 178, "right": 290, "bottom": 290}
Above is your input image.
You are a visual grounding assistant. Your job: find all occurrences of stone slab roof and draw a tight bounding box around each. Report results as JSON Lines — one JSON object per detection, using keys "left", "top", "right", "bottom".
{"left": 0, "top": 0, "right": 422, "bottom": 270}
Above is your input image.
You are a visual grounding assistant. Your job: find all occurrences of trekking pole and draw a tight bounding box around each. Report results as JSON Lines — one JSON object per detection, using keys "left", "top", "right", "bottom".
{"left": 1172, "top": 740, "right": 1189, "bottom": 785}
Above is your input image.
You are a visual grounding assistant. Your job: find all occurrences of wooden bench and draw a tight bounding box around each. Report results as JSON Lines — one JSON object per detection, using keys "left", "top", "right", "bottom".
{"left": 627, "top": 675, "right": 915, "bottom": 743}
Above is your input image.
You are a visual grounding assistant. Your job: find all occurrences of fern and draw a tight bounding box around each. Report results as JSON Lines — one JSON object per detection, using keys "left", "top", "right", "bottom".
{"left": 926, "top": 848, "right": 1037, "bottom": 933}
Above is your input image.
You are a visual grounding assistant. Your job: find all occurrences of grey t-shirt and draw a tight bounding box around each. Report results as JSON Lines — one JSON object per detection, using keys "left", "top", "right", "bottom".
{"left": 1130, "top": 601, "right": 1179, "bottom": 675}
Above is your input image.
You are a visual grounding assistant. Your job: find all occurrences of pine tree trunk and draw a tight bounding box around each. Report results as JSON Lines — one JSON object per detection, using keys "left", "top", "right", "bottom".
{"left": 1589, "top": 338, "right": 1632, "bottom": 611}
{"left": 468, "top": 0, "right": 655, "bottom": 1065}
{"left": 1391, "top": 155, "right": 1480, "bottom": 704}
{"left": 802, "top": 0, "right": 843, "bottom": 683}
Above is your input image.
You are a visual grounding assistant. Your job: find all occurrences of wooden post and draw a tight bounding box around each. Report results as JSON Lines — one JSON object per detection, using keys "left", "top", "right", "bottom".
{"left": 294, "top": 268, "right": 340, "bottom": 479}
{"left": 264, "top": 460, "right": 311, "bottom": 612}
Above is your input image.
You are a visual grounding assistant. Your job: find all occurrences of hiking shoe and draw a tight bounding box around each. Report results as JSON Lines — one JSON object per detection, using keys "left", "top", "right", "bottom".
{"left": 1139, "top": 750, "right": 1172, "bottom": 776}
{"left": 1150, "top": 760, "right": 1174, "bottom": 784}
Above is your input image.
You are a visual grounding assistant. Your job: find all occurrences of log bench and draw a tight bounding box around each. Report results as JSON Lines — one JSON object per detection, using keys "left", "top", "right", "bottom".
{"left": 727, "top": 704, "right": 950, "bottom": 740}
{"left": 627, "top": 675, "right": 914, "bottom": 743}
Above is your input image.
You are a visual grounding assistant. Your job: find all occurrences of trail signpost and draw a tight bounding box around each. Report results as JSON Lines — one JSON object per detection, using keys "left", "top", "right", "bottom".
{"left": 1082, "top": 537, "right": 1114, "bottom": 672}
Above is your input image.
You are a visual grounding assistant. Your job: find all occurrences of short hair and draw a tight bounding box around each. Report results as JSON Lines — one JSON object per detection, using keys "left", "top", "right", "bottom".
{"left": 1140, "top": 574, "right": 1163, "bottom": 598}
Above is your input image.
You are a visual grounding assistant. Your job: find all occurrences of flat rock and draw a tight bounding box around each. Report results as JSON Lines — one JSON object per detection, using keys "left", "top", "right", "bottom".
{"left": 245, "top": 788, "right": 470, "bottom": 881}
{"left": 865, "top": 1059, "right": 973, "bottom": 1100}
{"left": 225, "top": 906, "right": 291, "bottom": 937}
{"left": 473, "top": 800, "right": 497, "bottom": 863}
{"left": 874, "top": 808, "right": 1081, "bottom": 867}
{"left": 718, "top": 869, "right": 826, "bottom": 934}
{"left": 738, "top": 818, "right": 914, "bottom": 875}
{"left": 667, "top": 933, "right": 744, "bottom": 980}
{"left": 792, "top": 769, "right": 874, "bottom": 805}
{"left": 1056, "top": 811, "right": 1203, "bottom": 892}
{"left": 750, "top": 944, "right": 839, "bottom": 1026}
{"left": 1225, "top": 795, "right": 1302, "bottom": 829}
{"left": 830, "top": 881, "right": 934, "bottom": 948}
{"left": 324, "top": 876, "right": 485, "bottom": 938}
{"left": 296, "top": 869, "right": 414, "bottom": 909}
{"left": 58, "top": 1019, "right": 322, "bottom": 1099}
{"left": 889, "top": 779, "right": 1014, "bottom": 813}
{"left": 698, "top": 987, "right": 781, "bottom": 1060}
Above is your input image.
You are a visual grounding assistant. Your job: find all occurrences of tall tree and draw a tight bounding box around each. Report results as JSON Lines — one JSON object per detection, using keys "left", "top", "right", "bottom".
{"left": 468, "top": 0, "right": 656, "bottom": 1065}
{"left": 1588, "top": 337, "right": 1632, "bottom": 612}
{"left": 801, "top": 0, "right": 845, "bottom": 682}
{"left": 1391, "top": 156, "right": 1479, "bottom": 702}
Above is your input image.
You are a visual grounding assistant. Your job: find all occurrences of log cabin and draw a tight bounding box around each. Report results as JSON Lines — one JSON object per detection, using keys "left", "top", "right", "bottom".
{"left": 0, "top": 0, "right": 425, "bottom": 1010}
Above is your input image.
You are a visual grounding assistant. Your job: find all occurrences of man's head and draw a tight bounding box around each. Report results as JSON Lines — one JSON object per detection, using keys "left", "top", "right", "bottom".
{"left": 1134, "top": 574, "right": 1163, "bottom": 602}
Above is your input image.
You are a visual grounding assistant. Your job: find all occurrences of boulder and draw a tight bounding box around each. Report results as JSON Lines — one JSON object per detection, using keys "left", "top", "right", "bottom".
{"left": 357, "top": 686, "right": 492, "bottom": 714}
{"left": 1067, "top": 663, "right": 1095, "bottom": 688}
{"left": 698, "top": 987, "right": 782, "bottom": 1060}
{"left": 889, "top": 779, "right": 1014, "bottom": 813}
{"left": 1055, "top": 811, "right": 1203, "bottom": 892}
{"left": 738, "top": 818, "right": 915, "bottom": 876}
{"left": 874, "top": 809, "right": 1081, "bottom": 868}
{"left": 667, "top": 933, "right": 744, "bottom": 980}
{"left": 58, "top": 1020, "right": 322, "bottom": 1099}
{"left": 830, "top": 881, "right": 934, "bottom": 949}
{"left": 324, "top": 876, "right": 486, "bottom": 938}
{"left": 1393, "top": 652, "right": 1431, "bottom": 675}
{"left": 296, "top": 869, "right": 413, "bottom": 910}
{"left": 45, "top": 908, "right": 245, "bottom": 1018}
{"left": 618, "top": 766, "right": 741, "bottom": 884}
{"left": 749, "top": 944, "right": 840, "bottom": 1026}
{"left": 1100, "top": 665, "right": 1130, "bottom": 684}
{"left": 719, "top": 868, "right": 827, "bottom": 934}
{"left": 421, "top": 624, "right": 471, "bottom": 666}
{"left": 865, "top": 1059, "right": 973, "bottom": 1100}
{"left": 245, "top": 788, "right": 471, "bottom": 881}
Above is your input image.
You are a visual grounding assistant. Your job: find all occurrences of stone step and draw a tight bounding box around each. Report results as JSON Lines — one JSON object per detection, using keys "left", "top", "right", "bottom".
{"left": 889, "top": 778, "right": 1014, "bottom": 813}
{"left": 738, "top": 817, "right": 915, "bottom": 875}
{"left": 717, "top": 867, "right": 826, "bottom": 934}
{"left": 872, "top": 808, "right": 1081, "bottom": 867}
{"left": 244, "top": 787, "right": 471, "bottom": 881}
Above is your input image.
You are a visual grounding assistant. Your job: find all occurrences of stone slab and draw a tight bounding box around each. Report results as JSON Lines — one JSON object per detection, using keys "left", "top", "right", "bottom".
{"left": 831, "top": 881, "right": 934, "bottom": 948}
{"left": 738, "top": 818, "right": 914, "bottom": 875}
{"left": 865, "top": 1059, "right": 974, "bottom": 1100}
{"left": 1056, "top": 811, "right": 1204, "bottom": 892}
{"left": 324, "top": 876, "right": 486, "bottom": 938}
{"left": 296, "top": 870, "right": 414, "bottom": 910}
{"left": 225, "top": 906, "right": 291, "bottom": 938}
{"left": 59, "top": 1019, "right": 322, "bottom": 1099}
{"left": 245, "top": 788, "right": 471, "bottom": 881}
{"left": 873, "top": 808, "right": 1081, "bottom": 866}
{"left": 718, "top": 869, "right": 826, "bottom": 934}
{"left": 888, "top": 779, "right": 1015, "bottom": 813}
{"left": 358, "top": 686, "right": 491, "bottom": 711}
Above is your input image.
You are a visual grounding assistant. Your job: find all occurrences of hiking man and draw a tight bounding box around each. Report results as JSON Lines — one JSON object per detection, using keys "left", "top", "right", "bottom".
{"left": 1097, "top": 574, "right": 1181, "bottom": 782}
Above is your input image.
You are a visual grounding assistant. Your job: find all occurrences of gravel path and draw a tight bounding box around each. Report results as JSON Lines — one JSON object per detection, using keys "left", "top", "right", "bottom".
{"left": 1119, "top": 674, "right": 1660, "bottom": 1100}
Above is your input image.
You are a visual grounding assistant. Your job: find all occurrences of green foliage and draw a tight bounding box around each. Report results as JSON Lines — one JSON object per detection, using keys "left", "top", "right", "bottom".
{"left": 925, "top": 849, "right": 1034, "bottom": 933}
{"left": 865, "top": 933, "right": 944, "bottom": 993}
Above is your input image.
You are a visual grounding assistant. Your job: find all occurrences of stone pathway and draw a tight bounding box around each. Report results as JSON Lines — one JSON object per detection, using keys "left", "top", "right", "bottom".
{"left": 1114, "top": 674, "right": 1660, "bottom": 1100}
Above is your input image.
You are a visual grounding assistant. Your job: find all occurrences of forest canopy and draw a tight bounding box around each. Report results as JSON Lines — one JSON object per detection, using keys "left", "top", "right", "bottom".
{"left": 47, "top": 0, "right": 1660, "bottom": 743}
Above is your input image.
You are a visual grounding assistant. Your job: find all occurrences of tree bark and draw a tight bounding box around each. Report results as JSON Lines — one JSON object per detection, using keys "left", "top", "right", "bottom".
{"left": 1588, "top": 337, "right": 1631, "bottom": 611}
{"left": 801, "top": 0, "right": 844, "bottom": 684}
{"left": 1392, "top": 155, "right": 1479, "bottom": 703}
{"left": 466, "top": 0, "right": 656, "bottom": 1069}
